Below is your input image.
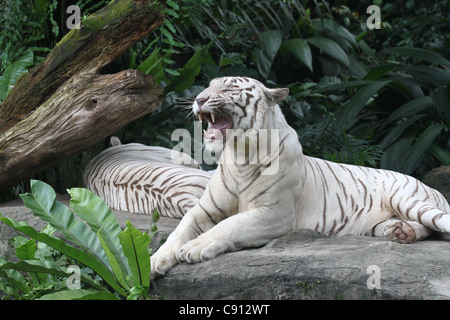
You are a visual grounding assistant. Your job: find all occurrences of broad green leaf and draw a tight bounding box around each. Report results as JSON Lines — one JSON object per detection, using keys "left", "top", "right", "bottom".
{"left": 306, "top": 36, "right": 349, "bottom": 67}
{"left": 68, "top": 187, "right": 130, "bottom": 277}
{"left": 385, "top": 96, "right": 433, "bottom": 123}
{"left": 379, "top": 114, "right": 425, "bottom": 149}
{"left": 20, "top": 181, "right": 108, "bottom": 269}
{"left": 404, "top": 124, "right": 445, "bottom": 174}
{"left": 284, "top": 38, "right": 313, "bottom": 72}
{"left": 14, "top": 237, "right": 36, "bottom": 261}
{"left": 0, "top": 214, "right": 127, "bottom": 297}
{"left": 381, "top": 47, "right": 450, "bottom": 69}
{"left": 0, "top": 259, "right": 30, "bottom": 294}
{"left": 0, "top": 50, "right": 34, "bottom": 101}
{"left": 315, "top": 80, "right": 377, "bottom": 93}
{"left": 381, "top": 125, "right": 444, "bottom": 174}
{"left": 119, "top": 221, "right": 151, "bottom": 288}
{"left": 97, "top": 228, "right": 131, "bottom": 291}
{"left": 165, "top": 42, "right": 213, "bottom": 93}
{"left": 363, "top": 64, "right": 399, "bottom": 81}
{"left": 429, "top": 144, "right": 450, "bottom": 165}
{"left": 0, "top": 282, "right": 21, "bottom": 299}
{"left": 336, "top": 80, "right": 391, "bottom": 130}
{"left": 256, "top": 30, "right": 283, "bottom": 78}
{"left": 430, "top": 86, "right": 450, "bottom": 119}
{"left": 38, "top": 289, "right": 119, "bottom": 300}
{"left": 14, "top": 238, "right": 40, "bottom": 285}
{"left": 138, "top": 47, "right": 167, "bottom": 83}
{"left": 312, "top": 18, "right": 356, "bottom": 46}
{"left": 400, "top": 65, "right": 450, "bottom": 88}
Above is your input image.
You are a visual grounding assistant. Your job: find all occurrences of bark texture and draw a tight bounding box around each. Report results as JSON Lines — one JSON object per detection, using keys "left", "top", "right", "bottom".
{"left": 0, "top": 0, "right": 165, "bottom": 192}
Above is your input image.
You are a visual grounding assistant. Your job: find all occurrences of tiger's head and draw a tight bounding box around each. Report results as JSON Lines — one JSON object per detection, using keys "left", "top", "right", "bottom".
{"left": 193, "top": 77, "right": 289, "bottom": 156}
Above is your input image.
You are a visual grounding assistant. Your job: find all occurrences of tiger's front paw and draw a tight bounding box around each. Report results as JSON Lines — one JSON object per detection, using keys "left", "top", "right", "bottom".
{"left": 178, "top": 235, "right": 226, "bottom": 264}
{"left": 150, "top": 244, "right": 180, "bottom": 278}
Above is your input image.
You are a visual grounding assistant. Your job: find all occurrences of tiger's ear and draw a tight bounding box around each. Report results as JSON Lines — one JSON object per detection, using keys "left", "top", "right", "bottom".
{"left": 265, "top": 88, "right": 289, "bottom": 105}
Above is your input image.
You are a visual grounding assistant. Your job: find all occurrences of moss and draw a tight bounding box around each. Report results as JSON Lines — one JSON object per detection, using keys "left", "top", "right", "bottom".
{"left": 44, "top": 0, "right": 164, "bottom": 74}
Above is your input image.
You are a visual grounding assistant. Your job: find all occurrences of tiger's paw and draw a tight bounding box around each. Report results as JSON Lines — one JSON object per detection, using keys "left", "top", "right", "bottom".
{"left": 150, "top": 245, "right": 179, "bottom": 278}
{"left": 178, "top": 236, "right": 225, "bottom": 264}
{"left": 384, "top": 221, "right": 416, "bottom": 244}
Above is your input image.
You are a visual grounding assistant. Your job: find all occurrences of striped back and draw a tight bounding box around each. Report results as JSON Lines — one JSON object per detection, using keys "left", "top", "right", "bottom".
{"left": 84, "top": 138, "right": 212, "bottom": 218}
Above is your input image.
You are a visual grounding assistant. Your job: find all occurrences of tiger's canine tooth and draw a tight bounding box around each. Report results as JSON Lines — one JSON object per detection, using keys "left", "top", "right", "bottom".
{"left": 211, "top": 113, "right": 216, "bottom": 124}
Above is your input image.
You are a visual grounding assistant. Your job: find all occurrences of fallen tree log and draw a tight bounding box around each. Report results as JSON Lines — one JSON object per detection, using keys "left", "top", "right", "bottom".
{"left": 0, "top": 0, "right": 165, "bottom": 192}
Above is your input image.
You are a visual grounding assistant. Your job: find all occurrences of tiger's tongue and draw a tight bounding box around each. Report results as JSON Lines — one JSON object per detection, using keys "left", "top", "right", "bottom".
{"left": 206, "top": 117, "right": 232, "bottom": 140}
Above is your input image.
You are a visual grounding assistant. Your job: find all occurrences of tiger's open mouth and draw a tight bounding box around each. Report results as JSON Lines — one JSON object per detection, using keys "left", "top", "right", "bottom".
{"left": 198, "top": 112, "right": 233, "bottom": 141}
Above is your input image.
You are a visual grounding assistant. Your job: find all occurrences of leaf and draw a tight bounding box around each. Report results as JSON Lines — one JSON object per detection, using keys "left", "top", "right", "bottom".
{"left": 118, "top": 221, "right": 151, "bottom": 288}
{"left": 15, "top": 238, "right": 36, "bottom": 261}
{"left": 336, "top": 80, "right": 391, "bottom": 130}
{"left": 363, "top": 64, "right": 399, "bottom": 81}
{"left": 381, "top": 125, "right": 445, "bottom": 174}
{"left": 0, "top": 282, "right": 21, "bottom": 299}
{"left": 20, "top": 181, "right": 109, "bottom": 269}
{"left": 14, "top": 238, "right": 40, "bottom": 285}
{"left": 400, "top": 65, "right": 450, "bottom": 88}
{"left": 68, "top": 187, "right": 130, "bottom": 277}
{"left": 379, "top": 114, "right": 425, "bottom": 149}
{"left": 385, "top": 96, "right": 433, "bottom": 123}
{"left": 381, "top": 47, "right": 450, "bottom": 69}
{"left": 97, "top": 228, "right": 131, "bottom": 291}
{"left": 0, "top": 49, "right": 34, "bottom": 101}
{"left": 284, "top": 38, "right": 313, "bottom": 72}
{"left": 0, "top": 259, "right": 30, "bottom": 295}
{"left": 138, "top": 47, "right": 169, "bottom": 85}
{"left": 305, "top": 36, "right": 349, "bottom": 67}
{"left": 430, "top": 86, "right": 450, "bottom": 119}
{"left": 38, "top": 289, "right": 119, "bottom": 300}
{"left": 0, "top": 214, "right": 127, "bottom": 297}
{"left": 429, "top": 144, "right": 450, "bottom": 165}
{"left": 314, "top": 80, "right": 377, "bottom": 93}
{"left": 256, "top": 30, "right": 283, "bottom": 78}
{"left": 407, "top": 124, "right": 446, "bottom": 173}
{"left": 311, "top": 18, "right": 357, "bottom": 46}
{"left": 165, "top": 42, "right": 213, "bottom": 93}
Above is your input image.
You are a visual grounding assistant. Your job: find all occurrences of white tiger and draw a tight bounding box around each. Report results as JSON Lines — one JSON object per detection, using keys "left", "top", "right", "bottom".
{"left": 84, "top": 137, "right": 212, "bottom": 218}
{"left": 150, "top": 76, "right": 450, "bottom": 277}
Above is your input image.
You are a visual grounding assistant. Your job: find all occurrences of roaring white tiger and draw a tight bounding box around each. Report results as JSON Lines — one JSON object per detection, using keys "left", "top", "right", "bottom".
{"left": 149, "top": 76, "right": 450, "bottom": 277}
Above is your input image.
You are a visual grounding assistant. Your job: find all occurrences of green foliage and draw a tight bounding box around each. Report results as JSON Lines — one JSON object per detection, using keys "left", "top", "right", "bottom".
{"left": 0, "top": 180, "right": 160, "bottom": 300}
{"left": 314, "top": 46, "right": 450, "bottom": 175}
{"left": 0, "top": 50, "right": 35, "bottom": 103}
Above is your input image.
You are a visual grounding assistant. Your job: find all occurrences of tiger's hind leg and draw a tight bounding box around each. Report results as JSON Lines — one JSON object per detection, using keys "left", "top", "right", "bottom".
{"left": 371, "top": 218, "right": 433, "bottom": 243}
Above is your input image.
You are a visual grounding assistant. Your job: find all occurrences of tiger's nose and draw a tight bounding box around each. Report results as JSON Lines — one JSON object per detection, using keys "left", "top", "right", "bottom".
{"left": 195, "top": 97, "right": 209, "bottom": 109}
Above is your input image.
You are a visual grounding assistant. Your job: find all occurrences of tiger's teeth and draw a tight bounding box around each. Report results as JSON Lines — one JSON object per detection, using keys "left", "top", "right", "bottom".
{"left": 198, "top": 114, "right": 203, "bottom": 123}
{"left": 203, "top": 129, "right": 207, "bottom": 136}
{"left": 211, "top": 113, "right": 216, "bottom": 124}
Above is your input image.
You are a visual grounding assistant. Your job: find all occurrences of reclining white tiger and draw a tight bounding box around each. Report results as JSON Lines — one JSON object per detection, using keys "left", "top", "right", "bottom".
{"left": 150, "top": 76, "right": 450, "bottom": 277}
{"left": 84, "top": 136, "right": 212, "bottom": 218}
